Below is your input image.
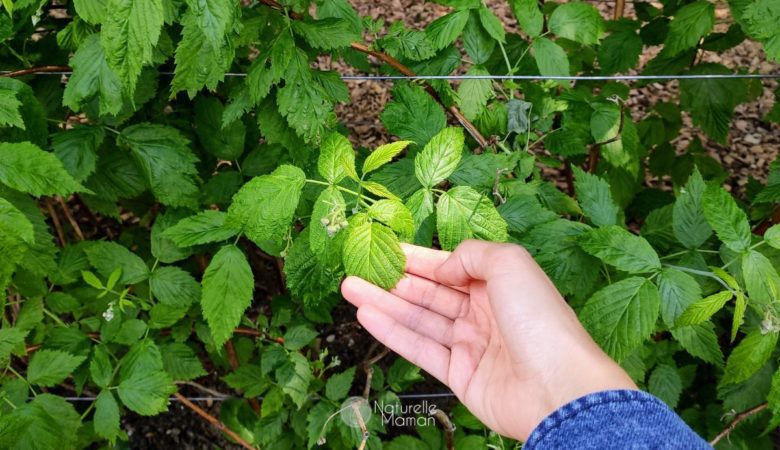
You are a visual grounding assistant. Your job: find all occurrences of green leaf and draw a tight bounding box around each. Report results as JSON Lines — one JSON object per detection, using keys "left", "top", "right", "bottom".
{"left": 94, "top": 391, "right": 121, "bottom": 443}
{"left": 223, "top": 364, "right": 266, "bottom": 397}
{"left": 363, "top": 141, "right": 412, "bottom": 175}
{"left": 742, "top": 250, "right": 780, "bottom": 305}
{"left": 194, "top": 96, "right": 245, "bottom": 160}
{"left": 648, "top": 363, "right": 682, "bottom": 408}
{"left": 732, "top": 291, "right": 746, "bottom": 342}
{"left": 477, "top": 6, "right": 505, "bottom": 43}
{"left": 343, "top": 221, "right": 406, "bottom": 290}
{"left": 701, "top": 184, "right": 751, "bottom": 253}
{"left": 276, "top": 352, "right": 312, "bottom": 408}
{"left": 676, "top": 291, "right": 732, "bottom": 326}
{"left": 309, "top": 187, "right": 347, "bottom": 265}
{"left": 532, "top": 37, "right": 570, "bottom": 78}
{"left": 318, "top": 132, "right": 357, "bottom": 183}
{"left": 742, "top": 0, "right": 780, "bottom": 62}
{"left": 721, "top": 331, "right": 779, "bottom": 386}
{"left": 227, "top": 164, "right": 305, "bottom": 247}
{"left": 765, "top": 224, "right": 780, "bottom": 249}
{"left": 0, "top": 142, "right": 86, "bottom": 197}
{"left": 292, "top": 18, "right": 359, "bottom": 50}
{"left": 663, "top": 0, "right": 714, "bottom": 56}
{"left": 549, "top": 2, "right": 604, "bottom": 45}
{"left": 63, "top": 34, "right": 124, "bottom": 116}
{"left": 387, "top": 358, "right": 424, "bottom": 392}
{"left": 414, "top": 127, "right": 465, "bottom": 188}
{"left": 162, "top": 210, "right": 239, "bottom": 247}
{"left": 381, "top": 83, "right": 447, "bottom": 148}
{"left": 425, "top": 10, "right": 469, "bottom": 51}
{"left": 27, "top": 350, "right": 86, "bottom": 387}
{"left": 362, "top": 180, "right": 402, "bottom": 202}
{"left": 598, "top": 30, "right": 643, "bottom": 74}
{"left": 51, "top": 126, "right": 105, "bottom": 182}
{"left": 0, "top": 327, "right": 27, "bottom": 366}
{"left": 101, "top": 0, "right": 164, "bottom": 95}
{"left": 171, "top": 0, "right": 237, "bottom": 98}
{"left": 120, "top": 123, "right": 200, "bottom": 208}
{"left": 578, "top": 225, "right": 661, "bottom": 274}
{"left": 117, "top": 370, "right": 176, "bottom": 415}
{"left": 580, "top": 277, "right": 661, "bottom": 361}
{"left": 680, "top": 63, "right": 748, "bottom": 143}
{"left": 284, "top": 325, "right": 319, "bottom": 351}
{"left": 84, "top": 241, "right": 149, "bottom": 284}
{"left": 325, "top": 367, "right": 355, "bottom": 401}
{"left": 0, "top": 87, "right": 23, "bottom": 129}
{"left": 160, "top": 342, "right": 206, "bottom": 381}
{"left": 436, "top": 186, "right": 508, "bottom": 251}
{"left": 89, "top": 345, "right": 113, "bottom": 388}
{"left": 277, "top": 50, "right": 334, "bottom": 143}
{"left": 672, "top": 168, "right": 712, "bottom": 248}
{"left": 368, "top": 199, "right": 415, "bottom": 242}
{"left": 656, "top": 268, "right": 702, "bottom": 327}
{"left": 509, "top": 0, "right": 543, "bottom": 37}
{"left": 498, "top": 194, "right": 557, "bottom": 234}
{"left": 150, "top": 266, "right": 200, "bottom": 307}
{"left": 457, "top": 66, "right": 494, "bottom": 121}
{"left": 284, "top": 230, "right": 343, "bottom": 306}
{"left": 73, "top": 0, "right": 106, "bottom": 24}
{"left": 572, "top": 167, "right": 620, "bottom": 227}
{"left": 201, "top": 245, "right": 254, "bottom": 347}
{"left": 0, "top": 394, "right": 81, "bottom": 450}
{"left": 671, "top": 323, "right": 724, "bottom": 366}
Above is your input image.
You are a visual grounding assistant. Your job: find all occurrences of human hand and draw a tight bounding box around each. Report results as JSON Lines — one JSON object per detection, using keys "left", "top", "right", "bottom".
{"left": 341, "top": 240, "right": 636, "bottom": 441}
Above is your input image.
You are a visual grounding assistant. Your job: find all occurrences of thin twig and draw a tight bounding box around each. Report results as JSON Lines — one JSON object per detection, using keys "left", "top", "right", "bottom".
{"left": 43, "top": 198, "right": 67, "bottom": 246}
{"left": 56, "top": 196, "right": 85, "bottom": 240}
{"left": 176, "top": 381, "right": 229, "bottom": 399}
{"left": 173, "top": 392, "right": 256, "bottom": 450}
{"left": 710, "top": 403, "right": 768, "bottom": 446}
{"left": 433, "top": 409, "right": 456, "bottom": 450}
{"left": 613, "top": 0, "right": 626, "bottom": 19}
{"left": 0, "top": 65, "right": 70, "bottom": 77}
{"left": 587, "top": 102, "right": 625, "bottom": 173}
{"left": 753, "top": 206, "right": 780, "bottom": 236}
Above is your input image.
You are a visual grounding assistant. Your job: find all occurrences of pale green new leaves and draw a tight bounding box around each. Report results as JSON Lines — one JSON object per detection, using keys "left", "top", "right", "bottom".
{"left": 578, "top": 225, "right": 661, "bottom": 274}
{"left": 477, "top": 6, "right": 505, "bottom": 43}
{"left": 701, "top": 184, "right": 751, "bottom": 253}
{"left": 343, "top": 221, "right": 406, "bottom": 289}
{"left": 363, "top": 141, "right": 412, "bottom": 175}
{"left": 549, "top": 2, "right": 604, "bottom": 45}
{"left": 742, "top": 250, "right": 780, "bottom": 305}
{"left": 414, "top": 127, "right": 464, "bottom": 188}
{"left": 765, "top": 225, "right": 780, "bottom": 249}
{"left": 663, "top": 0, "right": 714, "bottom": 56}
{"left": 201, "top": 245, "right": 254, "bottom": 347}
{"left": 676, "top": 291, "right": 732, "bottom": 326}
{"left": 27, "top": 350, "right": 87, "bottom": 387}
{"left": 368, "top": 199, "right": 415, "bottom": 242}
{"left": 162, "top": 210, "right": 240, "bottom": 247}
{"left": 721, "top": 331, "right": 779, "bottom": 386}
{"left": 0, "top": 142, "right": 86, "bottom": 197}
{"left": 580, "top": 277, "right": 661, "bottom": 362}
{"left": 120, "top": 123, "right": 200, "bottom": 208}
{"left": 63, "top": 34, "right": 124, "bottom": 116}
{"left": 227, "top": 164, "right": 305, "bottom": 247}
{"left": 436, "top": 186, "right": 508, "bottom": 251}
{"left": 309, "top": 187, "right": 347, "bottom": 264}
{"left": 0, "top": 87, "right": 24, "bottom": 129}
{"left": 318, "top": 132, "right": 357, "bottom": 183}
{"left": 101, "top": 0, "right": 164, "bottom": 96}
{"left": 672, "top": 168, "right": 712, "bottom": 248}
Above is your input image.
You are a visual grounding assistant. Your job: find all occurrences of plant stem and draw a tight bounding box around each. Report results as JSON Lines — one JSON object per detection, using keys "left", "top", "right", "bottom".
{"left": 43, "top": 307, "right": 67, "bottom": 326}
{"left": 663, "top": 264, "right": 737, "bottom": 295}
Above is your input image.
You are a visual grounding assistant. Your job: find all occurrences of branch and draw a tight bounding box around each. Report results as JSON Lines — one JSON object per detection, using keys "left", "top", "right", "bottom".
{"left": 432, "top": 409, "right": 455, "bottom": 450}
{"left": 613, "top": 0, "right": 626, "bottom": 20}
{"left": 56, "top": 196, "right": 85, "bottom": 241}
{"left": 0, "top": 65, "right": 70, "bottom": 78}
{"left": 173, "top": 392, "right": 256, "bottom": 450}
{"left": 753, "top": 206, "right": 780, "bottom": 236}
{"left": 43, "top": 198, "right": 67, "bottom": 246}
{"left": 710, "top": 403, "right": 768, "bottom": 446}
{"left": 587, "top": 103, "right": 625, "bottom": 173}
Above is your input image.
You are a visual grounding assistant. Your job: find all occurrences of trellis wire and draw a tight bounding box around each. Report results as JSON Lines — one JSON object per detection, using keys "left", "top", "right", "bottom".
{"left": 56, "top": 392, "right": 458, "bottom": 403}
{"left": 1, "top": 71, "right": 779, "bottom": 81}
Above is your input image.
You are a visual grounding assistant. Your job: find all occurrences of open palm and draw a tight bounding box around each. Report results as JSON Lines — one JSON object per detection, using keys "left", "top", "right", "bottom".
{"left": 341, "top": 240, "right": 635, "bottom": 441}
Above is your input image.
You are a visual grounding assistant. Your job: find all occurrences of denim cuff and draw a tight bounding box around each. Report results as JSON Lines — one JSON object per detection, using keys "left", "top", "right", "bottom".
{"left": 524, "top": 389, "right": 711, "bottom": 449}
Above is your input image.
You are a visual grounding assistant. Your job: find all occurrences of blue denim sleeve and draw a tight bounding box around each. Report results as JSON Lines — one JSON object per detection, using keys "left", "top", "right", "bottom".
{"left": 524, "top": 390, "right": 712, "bottom": 449}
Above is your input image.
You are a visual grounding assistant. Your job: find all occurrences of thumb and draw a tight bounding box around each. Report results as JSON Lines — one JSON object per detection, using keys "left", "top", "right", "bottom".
{"left": 434, "top": 240, "right": 541, "bottom": 286}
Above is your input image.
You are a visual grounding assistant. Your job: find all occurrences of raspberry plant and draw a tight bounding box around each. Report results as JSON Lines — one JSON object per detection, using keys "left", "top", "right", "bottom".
{"left": 0, "top": 0, "right": 779, "bottom": 448}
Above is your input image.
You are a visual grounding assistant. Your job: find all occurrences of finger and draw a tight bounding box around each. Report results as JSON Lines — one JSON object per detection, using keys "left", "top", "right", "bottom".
{"left": 390, "top": 274, "right": 468, "bottom": 320}
{"left": 434, "top": 240, "right": 543, "bottom": 287}
{"left": 400, "top": 243, "right": 450, "bottom": 282}
{"left": 342, "top": 276, "right": 455, "bottom": 346}
{"left": 357, "top": 304, "right": 450, "bottom": 384}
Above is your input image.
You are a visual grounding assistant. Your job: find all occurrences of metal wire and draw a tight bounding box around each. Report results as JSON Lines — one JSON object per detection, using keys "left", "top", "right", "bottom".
{"left": 2, "top": 71, "right": 779, "bottom": 81}
{"left": 56, "top": 392, "right": 458, "bottom": 403}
